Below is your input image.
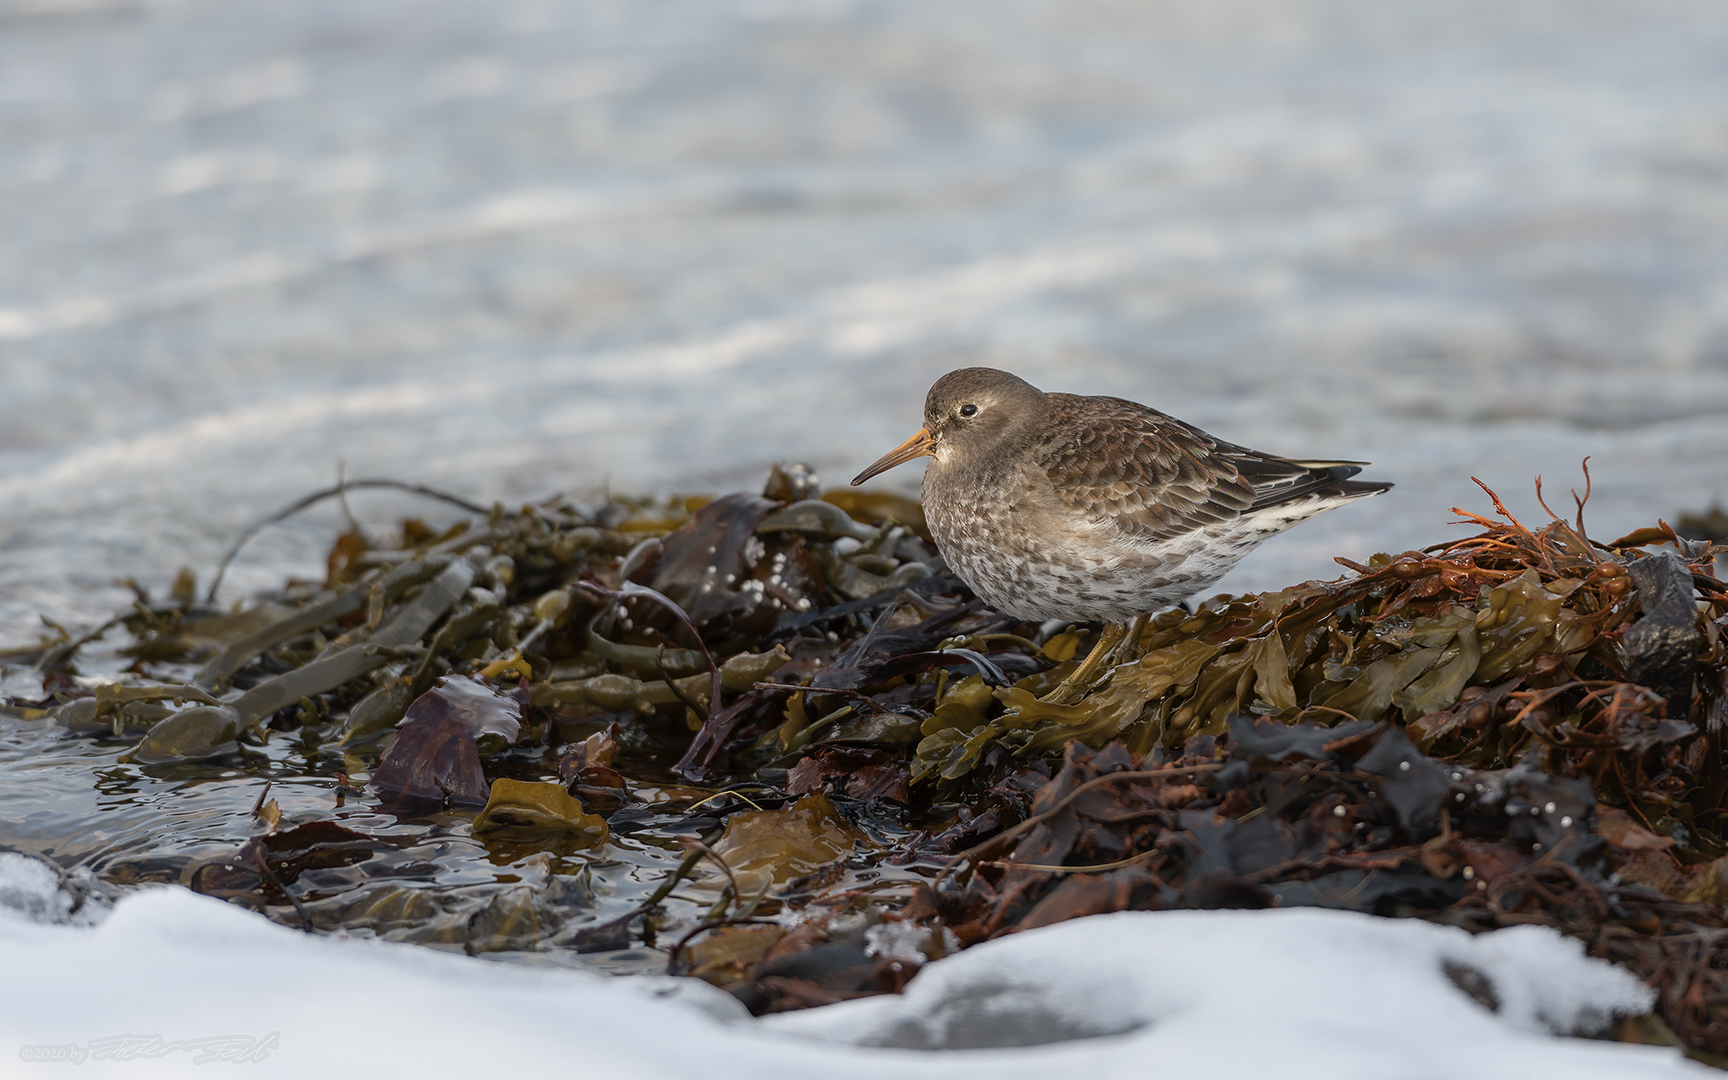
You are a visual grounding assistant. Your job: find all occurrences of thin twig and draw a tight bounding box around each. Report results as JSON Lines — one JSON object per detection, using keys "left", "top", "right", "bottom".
{"left": 751, "top": 681, "right": 897, "bottom": 715}
{"left": 682, "top": 839, "right": 743, "bottom": 914}
{"left": 982, "top": 849, "right": 1161, "bottom": 875}
{"left": 1534, "top": 475, "right": 1561, "bottom": 526}
{"left": 581, "top": 581, "right": 721, "bottom": 727}
{"left": 250, "top": 842, "right": 314, "bottom": 934}
{"left": 574, "top": 830, "right": 720, "bottom": 948}
{"left": 334, "top": 460, "right": 361, "bottom": 533}
{"left": 35, "top": 613, "right": 126, "bottom": 672}
{"left": 657, "top": 645, "right": 710, "bottom": 717}
{"left": 684, "top": 788, "right": 766, "bottom": 813}
{"left": 936, "top": 763, "right": 1225, "bottom": 886}
{"left": 665, "top": 916, "right": 781, "bottom": 976}
{"left": 1470, "top": 477, "right": 1537, "bottom": 541}
{"left": 206, "top": 478, "right": 489, "bottom": 602}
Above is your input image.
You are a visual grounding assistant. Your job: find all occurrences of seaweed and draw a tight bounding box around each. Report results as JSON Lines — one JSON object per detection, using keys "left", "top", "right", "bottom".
{"left": 371, "top": 676, "right": 525, "bottom": 806}
{"left": 5, "top": 465, "right": 1727, "bottom": 1060}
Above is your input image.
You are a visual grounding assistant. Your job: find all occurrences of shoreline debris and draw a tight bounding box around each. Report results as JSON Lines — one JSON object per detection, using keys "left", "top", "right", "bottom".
{"left": 3, "top": 465, "right": 1726, "bottom": 1062}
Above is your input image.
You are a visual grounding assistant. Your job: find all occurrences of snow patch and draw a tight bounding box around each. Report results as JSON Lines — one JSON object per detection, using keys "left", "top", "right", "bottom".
{"left": 0, "top": 888, "right": 1704, "bottom": 1079}
{"left": 764, "top": 909, "right": 1685, "bottom": 1078}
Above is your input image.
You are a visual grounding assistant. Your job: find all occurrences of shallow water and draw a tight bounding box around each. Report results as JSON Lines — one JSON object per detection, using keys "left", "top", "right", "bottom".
{"left": 0, "top": 633, "right": 943, "bottom": 973}
{"left": 2, "top": 0, "right": 1727, "bottom": 973}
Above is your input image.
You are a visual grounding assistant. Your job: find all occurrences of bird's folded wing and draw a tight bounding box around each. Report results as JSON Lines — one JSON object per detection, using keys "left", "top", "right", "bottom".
{"left": 1033, "top": 395, "right": 1374, "bottom": 543}
{"left": 1034, "top": 394, "right": 1263, "bottom": 543}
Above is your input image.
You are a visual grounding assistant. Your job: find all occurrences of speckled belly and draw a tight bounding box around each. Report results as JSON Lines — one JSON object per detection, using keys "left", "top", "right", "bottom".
{"left": 922, "top": 489, "right": 1254, "bottom": 622}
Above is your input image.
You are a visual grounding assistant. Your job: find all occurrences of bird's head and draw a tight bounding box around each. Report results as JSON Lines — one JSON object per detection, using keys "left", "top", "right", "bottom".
{"left": 851, "top": 367, "right": 1047, "bottom": 485}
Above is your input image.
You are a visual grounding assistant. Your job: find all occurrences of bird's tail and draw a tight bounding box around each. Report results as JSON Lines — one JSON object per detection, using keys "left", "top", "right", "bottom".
{"left": 1294, "top": 462, "right": 1393, "bottom": 501}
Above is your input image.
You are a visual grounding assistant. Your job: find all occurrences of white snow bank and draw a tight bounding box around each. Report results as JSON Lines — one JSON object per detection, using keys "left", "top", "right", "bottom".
{"left": 0, "top": 882, "right": 1706, "bottom": 1079}
{"left": 766, "top": 911, "right": 1677, "bottom": 1073}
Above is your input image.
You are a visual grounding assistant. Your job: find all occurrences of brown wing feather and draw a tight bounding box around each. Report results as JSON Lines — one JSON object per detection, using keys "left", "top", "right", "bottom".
{"left": 1034, "top": 394, "right": 1339, "bottom": 542}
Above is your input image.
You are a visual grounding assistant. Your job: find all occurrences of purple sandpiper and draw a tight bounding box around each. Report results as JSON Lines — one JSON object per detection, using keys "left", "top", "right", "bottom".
{"left": 852, "top": 367, "right": 1390, "bottom": 699}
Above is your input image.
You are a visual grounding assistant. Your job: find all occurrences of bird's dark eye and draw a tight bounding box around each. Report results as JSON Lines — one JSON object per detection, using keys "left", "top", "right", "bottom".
{"left": 958, "top": 403, "right": 979, "bottom": 418}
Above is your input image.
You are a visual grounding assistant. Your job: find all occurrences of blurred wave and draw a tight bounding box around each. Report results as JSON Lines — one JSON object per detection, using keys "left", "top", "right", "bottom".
{"left": 2, "top": 0, "right": 1726, "bottom": 644}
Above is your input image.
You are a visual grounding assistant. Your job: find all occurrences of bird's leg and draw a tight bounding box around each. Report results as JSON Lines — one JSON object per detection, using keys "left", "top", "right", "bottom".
{"left": 1109, "top": 613, "right": 1150, "bottom": 667}
{"left": 1042, "top": 620, "right": 1128, "bottom": 705}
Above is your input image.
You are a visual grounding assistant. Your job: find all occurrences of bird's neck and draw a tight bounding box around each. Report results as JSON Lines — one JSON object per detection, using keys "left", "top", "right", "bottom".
{"left": 926, "top": 431, "right": 1030, "bottom": 501}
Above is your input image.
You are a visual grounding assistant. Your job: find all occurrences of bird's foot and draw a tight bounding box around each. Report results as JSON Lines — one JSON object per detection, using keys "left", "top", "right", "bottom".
{"left": 1039, "top": 620, "right": 1130, "bottom": 705}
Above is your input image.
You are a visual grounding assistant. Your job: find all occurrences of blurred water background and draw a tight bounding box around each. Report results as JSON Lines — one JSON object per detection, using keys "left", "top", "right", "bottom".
{"left": 2, "top": 0, "right": 1727, "bottom": 648}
